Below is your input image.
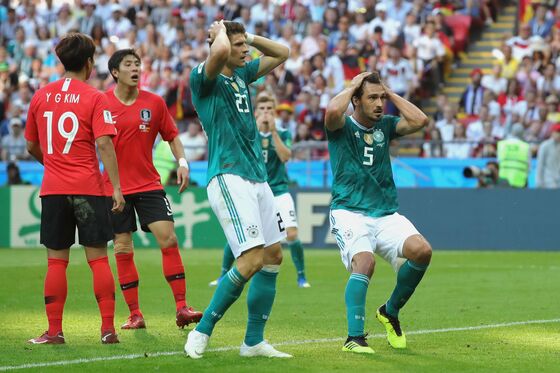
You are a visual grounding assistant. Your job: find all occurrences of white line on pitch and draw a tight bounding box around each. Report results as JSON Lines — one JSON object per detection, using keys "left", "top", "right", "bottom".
{"left": 1, "top": 318, "right": 559, "bottom": 371}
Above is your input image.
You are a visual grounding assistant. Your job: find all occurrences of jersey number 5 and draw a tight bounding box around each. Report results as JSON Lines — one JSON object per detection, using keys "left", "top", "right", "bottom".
{"left": 44, "top": 111, "right": 79, "bottom": 154}
{"left": 363, "top": 146, "right": 374, "bottom": 166}
{"left": 235, "top": 93, "right": 250, "bottom": 113}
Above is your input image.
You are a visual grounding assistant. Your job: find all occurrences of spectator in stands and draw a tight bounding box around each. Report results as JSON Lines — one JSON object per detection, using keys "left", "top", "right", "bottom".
{"left": 387, "top": 0, "right": 414, "bottom": 26}
{"left": 481, "top": 64, "right": 508, "bottom": 96}
{"left": 422, "top": 127, "right": 444, "bottom": 158}
{"left": 506, "top": 23, "right": 543, "bottom": 62}
{"left": 105, "top": 4, "right": 132, "bottom": 39}
{"left": 349, "top": 9, "right": 370, "bottom": 43}
{"left": 528, "top": 3, "right": 554, "bottom": 39}
{"left": 369, "top": 2, "right": 401, "bottom": 45}
{"left": 298, "top": 94, "right": 325, "bottom": 141}
{"left": 329, "top": 15, "right": 355, "bottom": 53}
{"left": 5, "top": 161, "right": 28, "bottom": 185}
{"left": 178, "top": 121, "right": 207, "bottom": 162}
{"left": 467, "top": 105, "right": 491, "bottom": 143}
{"left": 293, "top": 124, "right": 312, "bottom": 160}
{"left": 54, "top": 4, "right": 77, "bottom": 38}
{"left": 473, "top": 121, "right": 498, "bottom": 158}
{"left": 403, "top": 12, "right": 422, "bottom": 53}
{"left": 536, "top": 62, "right": 560, "bottom": 99}
{"left": 413, "top": 20, "right": 445, "bottom": 95}
{"left": 1, "top": 117, "right": 29, "bottom": 161}
{"left": 445, "top": 124, "right": 473, "bottom": 159}
{"left": 94, "top": 0, "right": 113, "bottom": 22}
{"left": 301, "top": 22, "right": 324, "bottom": 60}
{"left": 536, "top": 123, "right": 560, "bottom": 188}
{"left": 0, "top": 7, "right": 17, "bottom": 44}
{"left": 436, "top": 104, "right": 459, "bottom": 142}
{"left": 459, "top": 68, "right": 485, "bottom": 116}
{"left": 514, "top": 89, "right": 540, "bottom": 127}
{"left": 20, "top": 3, "right": 44, "bottom": 40}
{"left": 381, "top": 45, "right": 415, "bottom": 115}
{"left": 78, "top": 0, "right": 103, "bottom": 36}
{"left": 276, "top": 102, "right": 297, "bottom": 135}
{"left": 496, "top": 44, "right": 518, "bottom": 80}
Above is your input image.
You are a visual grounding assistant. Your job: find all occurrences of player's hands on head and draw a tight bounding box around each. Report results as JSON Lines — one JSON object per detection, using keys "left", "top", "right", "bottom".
{"left": 207, "top": 20, "right": 226, "bottom": 44}
{"left": 351, "top": 72, "right": 371, "bottom": 88}
{"left": 177, "top": 166, "right": 190, "bottom": 193}
{"left": 112, "top": 190, "right": 126, "bottom": 213}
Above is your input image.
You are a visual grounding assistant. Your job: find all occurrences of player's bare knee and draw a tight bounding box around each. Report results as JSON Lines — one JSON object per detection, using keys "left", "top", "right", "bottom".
{"left": 114, "top": 234, "right": 134, "bottom": 254}
{"left": 160, "top": 233, "right": 178, "bottom": 249}
{"left": 238, "top": 247, "right": 265, "bottom": 277}
{"left": 264, "top": 243, "right": 283, "bottom": 265}
{"left": 352, "top": 252, "right": 375, "bottom": 278}
{"left": 405, "top": 235, "right": 432, "bottom": 264}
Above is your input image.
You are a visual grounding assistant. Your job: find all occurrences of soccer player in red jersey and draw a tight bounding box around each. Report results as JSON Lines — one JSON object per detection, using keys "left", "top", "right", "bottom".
{"left": 103, "top": 49, "right": 202, "bottom": 330}
{"left": 24, "top": 33, "right": 126, "bottom": 345}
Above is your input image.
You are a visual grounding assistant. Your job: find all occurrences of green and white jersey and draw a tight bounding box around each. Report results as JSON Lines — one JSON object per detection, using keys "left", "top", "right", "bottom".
{"left": 260, "top": 127, "right": 292, "bottom": 196}
{"left": 190, "top": 59, "right": 266, "bottom": 184}
{"left": 327, "top": 114, "right": 401, "bottom": 217}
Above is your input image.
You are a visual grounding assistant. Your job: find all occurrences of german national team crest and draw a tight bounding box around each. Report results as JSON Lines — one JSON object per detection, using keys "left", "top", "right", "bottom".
{"left": 235, "top": 76, "right": 246, "bottom": 89}
{"left": 261, "top": 138, "right": 269, "bottom": 148}
{"left": 364, "top": 133, "right": 374, "bottom": 145}
{"left": 373, "top": 129, "right": 385, "bottom": 145}
{"left": 231, "top": 82, "right": 239, "bottom": 92}
{"left": 140, "top": 109, "right": 151, "bottom": 122}
{"left": 247, "top": 225, "right": 259, "bottom": 238}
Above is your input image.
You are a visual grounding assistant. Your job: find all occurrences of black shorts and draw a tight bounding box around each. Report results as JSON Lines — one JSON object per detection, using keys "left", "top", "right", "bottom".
{"left": 40, "top": 195, "right": 113, "bottom": 249}
{"left": 110, "top": 189, "right": 174, "bottom": 234}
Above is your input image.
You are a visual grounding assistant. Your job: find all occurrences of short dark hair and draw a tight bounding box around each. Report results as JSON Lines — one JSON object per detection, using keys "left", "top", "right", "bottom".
{"left": 351, "top": 71, "right": 382, "bottom": 106}
{"left": 55, "top": 33, "right": 96, "bottom": 73}
{"left": 224, "top": 21, "right": 246, "bottom": 37}
{"left": 108, "top": 48, "right": 141, "bottom": 83}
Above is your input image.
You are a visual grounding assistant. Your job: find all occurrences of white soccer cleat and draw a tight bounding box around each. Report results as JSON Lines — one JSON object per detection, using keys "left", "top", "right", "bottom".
{"left": 184, "top": 329, "right": 210, "bottom": 359}
{"left": 239, "top": 341, "right": 293, "bottom": 358}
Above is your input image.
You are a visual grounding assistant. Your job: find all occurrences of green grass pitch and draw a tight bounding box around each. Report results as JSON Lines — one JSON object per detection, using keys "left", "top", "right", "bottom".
{"left": 0, "top": 249, "right": 558, "bottom": 372}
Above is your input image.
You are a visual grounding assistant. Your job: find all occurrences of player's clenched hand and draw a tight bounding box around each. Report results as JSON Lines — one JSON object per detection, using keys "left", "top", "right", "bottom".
{"left": 266, "top": 113, "right": 277, "bottom": 133}
{"left": 177, "top": 166, "right": 190, "bottom": 193}
{"left": 112, "top": 190, "right": 125, "bottom": 213}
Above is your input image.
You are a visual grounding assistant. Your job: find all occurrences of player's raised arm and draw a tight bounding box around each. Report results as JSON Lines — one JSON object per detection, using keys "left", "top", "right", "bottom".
{"left": 325, "top": 72, "right": 370, "bottom": 131}
{"left": 168, "top": 136, "right": 190, "bottom": 193}
{"left": 250, "top": 34, "right": 290, "bottom": 80}
{"left": 382, "top": 82, "right": 429, "bottom": 136}
{"left": 204, "top": 20, "right": 231, "bottom": 80}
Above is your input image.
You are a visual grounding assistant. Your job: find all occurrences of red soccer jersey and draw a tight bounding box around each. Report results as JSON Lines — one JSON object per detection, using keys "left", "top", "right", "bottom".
{"left": 103, "top": 89, "right": 179, "bottom": 195}
{"left": 25, "top": 78, "right": 117, "bottom": 196}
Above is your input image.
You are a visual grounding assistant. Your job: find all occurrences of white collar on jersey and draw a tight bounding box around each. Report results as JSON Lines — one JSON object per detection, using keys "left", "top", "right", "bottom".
{"left": 350, "top": 115, "right": 375, "bottom": 132}
{"left": 259, "top": 131, "right": 271, "bottom": 136}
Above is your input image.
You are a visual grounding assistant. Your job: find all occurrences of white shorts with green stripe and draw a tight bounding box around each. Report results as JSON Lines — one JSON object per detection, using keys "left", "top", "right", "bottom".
{"left": 208, "top": 174, "right": 287, "bottom": 258}
{"left": 274, "top": 192, "right": 297, "bottom": 229}
{"left": 329, "top": 209, "right": 419, "bottom": 272}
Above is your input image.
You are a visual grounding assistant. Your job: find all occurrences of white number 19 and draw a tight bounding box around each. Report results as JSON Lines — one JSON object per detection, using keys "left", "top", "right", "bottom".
{"left": 44, "top": 111, "right": 79, "bottom": 154}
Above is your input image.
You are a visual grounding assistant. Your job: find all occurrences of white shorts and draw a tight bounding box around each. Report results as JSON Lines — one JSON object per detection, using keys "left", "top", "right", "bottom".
{"left": 208, "top": 174, "right": 286, "bottom": 258}
{"left": 274, "top": 192, "right": 297, "bottom": 229}
{"left": 329, "top": 209, "right": 420, "bottom": 272}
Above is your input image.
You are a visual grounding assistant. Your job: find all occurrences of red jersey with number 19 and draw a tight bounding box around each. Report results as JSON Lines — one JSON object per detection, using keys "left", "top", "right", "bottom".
{"left": 25, "top": 78, "right": 117, "bottom": 196}
{"left": 102, "top": 89, "right": 179, "bottom": 196}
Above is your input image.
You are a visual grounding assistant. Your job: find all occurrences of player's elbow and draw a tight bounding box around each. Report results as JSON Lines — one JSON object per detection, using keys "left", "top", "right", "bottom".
{"left": 95, "top": 136, "right": 114, "bottom": 152}
{"left": 212, "top": 43, "right": 231, "bottom": 63}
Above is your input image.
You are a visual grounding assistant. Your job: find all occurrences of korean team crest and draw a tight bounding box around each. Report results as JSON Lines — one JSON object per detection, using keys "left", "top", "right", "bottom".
{"left": 364, "top": 133, "right": 374, "bottom": 145}
{"left": 262, "top": 138, "right": 269, "bottom": 148}
{"left": 140, "top": 109, "right": 151, "bottom": 122}
{"left": 373, "top": 129, "right": 385, "bottom": 144}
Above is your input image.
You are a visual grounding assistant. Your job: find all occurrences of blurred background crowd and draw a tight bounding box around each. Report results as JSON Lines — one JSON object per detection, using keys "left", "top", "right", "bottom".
{"left": 1, "top": 0, "right": 560, "bottom": 167}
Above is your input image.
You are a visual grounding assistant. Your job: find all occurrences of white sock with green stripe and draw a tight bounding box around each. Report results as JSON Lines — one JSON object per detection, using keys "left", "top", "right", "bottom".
{"left": 345, "top": 273, "right": 370, "bottom": 337}
{"left": 196, "top": 266, "right": 247, "bottom": 336}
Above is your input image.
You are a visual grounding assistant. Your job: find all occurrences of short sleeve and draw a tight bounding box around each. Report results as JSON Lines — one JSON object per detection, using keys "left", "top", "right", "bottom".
{"left": 241, "top": 58, "right": 261, "bottom": 84}
{"left": 385, "top": 115, "right": 401, "bottom": 140}
{"left": 91, "top": 93, "right": 117, "bottom": 139}
{"left": 158, "top": 97, "right": 179, "bottom": 141}
{"left": 190, "top": 62, "right": 217, "bottom": 97}
{"left": 24, "top": 96, "right": 39, "bottom": 142}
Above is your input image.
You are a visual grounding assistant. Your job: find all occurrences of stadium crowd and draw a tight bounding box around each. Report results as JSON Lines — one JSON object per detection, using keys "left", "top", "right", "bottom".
{"left": 0, "top": 0, "right": 559, "bottom": 166}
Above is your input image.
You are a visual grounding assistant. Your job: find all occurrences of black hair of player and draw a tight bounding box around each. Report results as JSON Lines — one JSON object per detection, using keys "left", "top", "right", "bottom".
{"left": 108, "top": 48, "right": 141, "bottom": 83}
{"left": 351, "top": 71, "right": 382, "bottom": 108}
{"left": 55, "top": 33, "right": 96, "bottom": 73}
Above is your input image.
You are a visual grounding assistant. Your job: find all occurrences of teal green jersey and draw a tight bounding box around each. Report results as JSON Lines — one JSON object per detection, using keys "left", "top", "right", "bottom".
{"left": 190, "top": 59, "right": 267, "bottom": 184}
{"left": 327, "top": 115, "right": 401, "bottom": 217}
{"left": 260, "top": 127, "right": 292, "bottom": 196}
